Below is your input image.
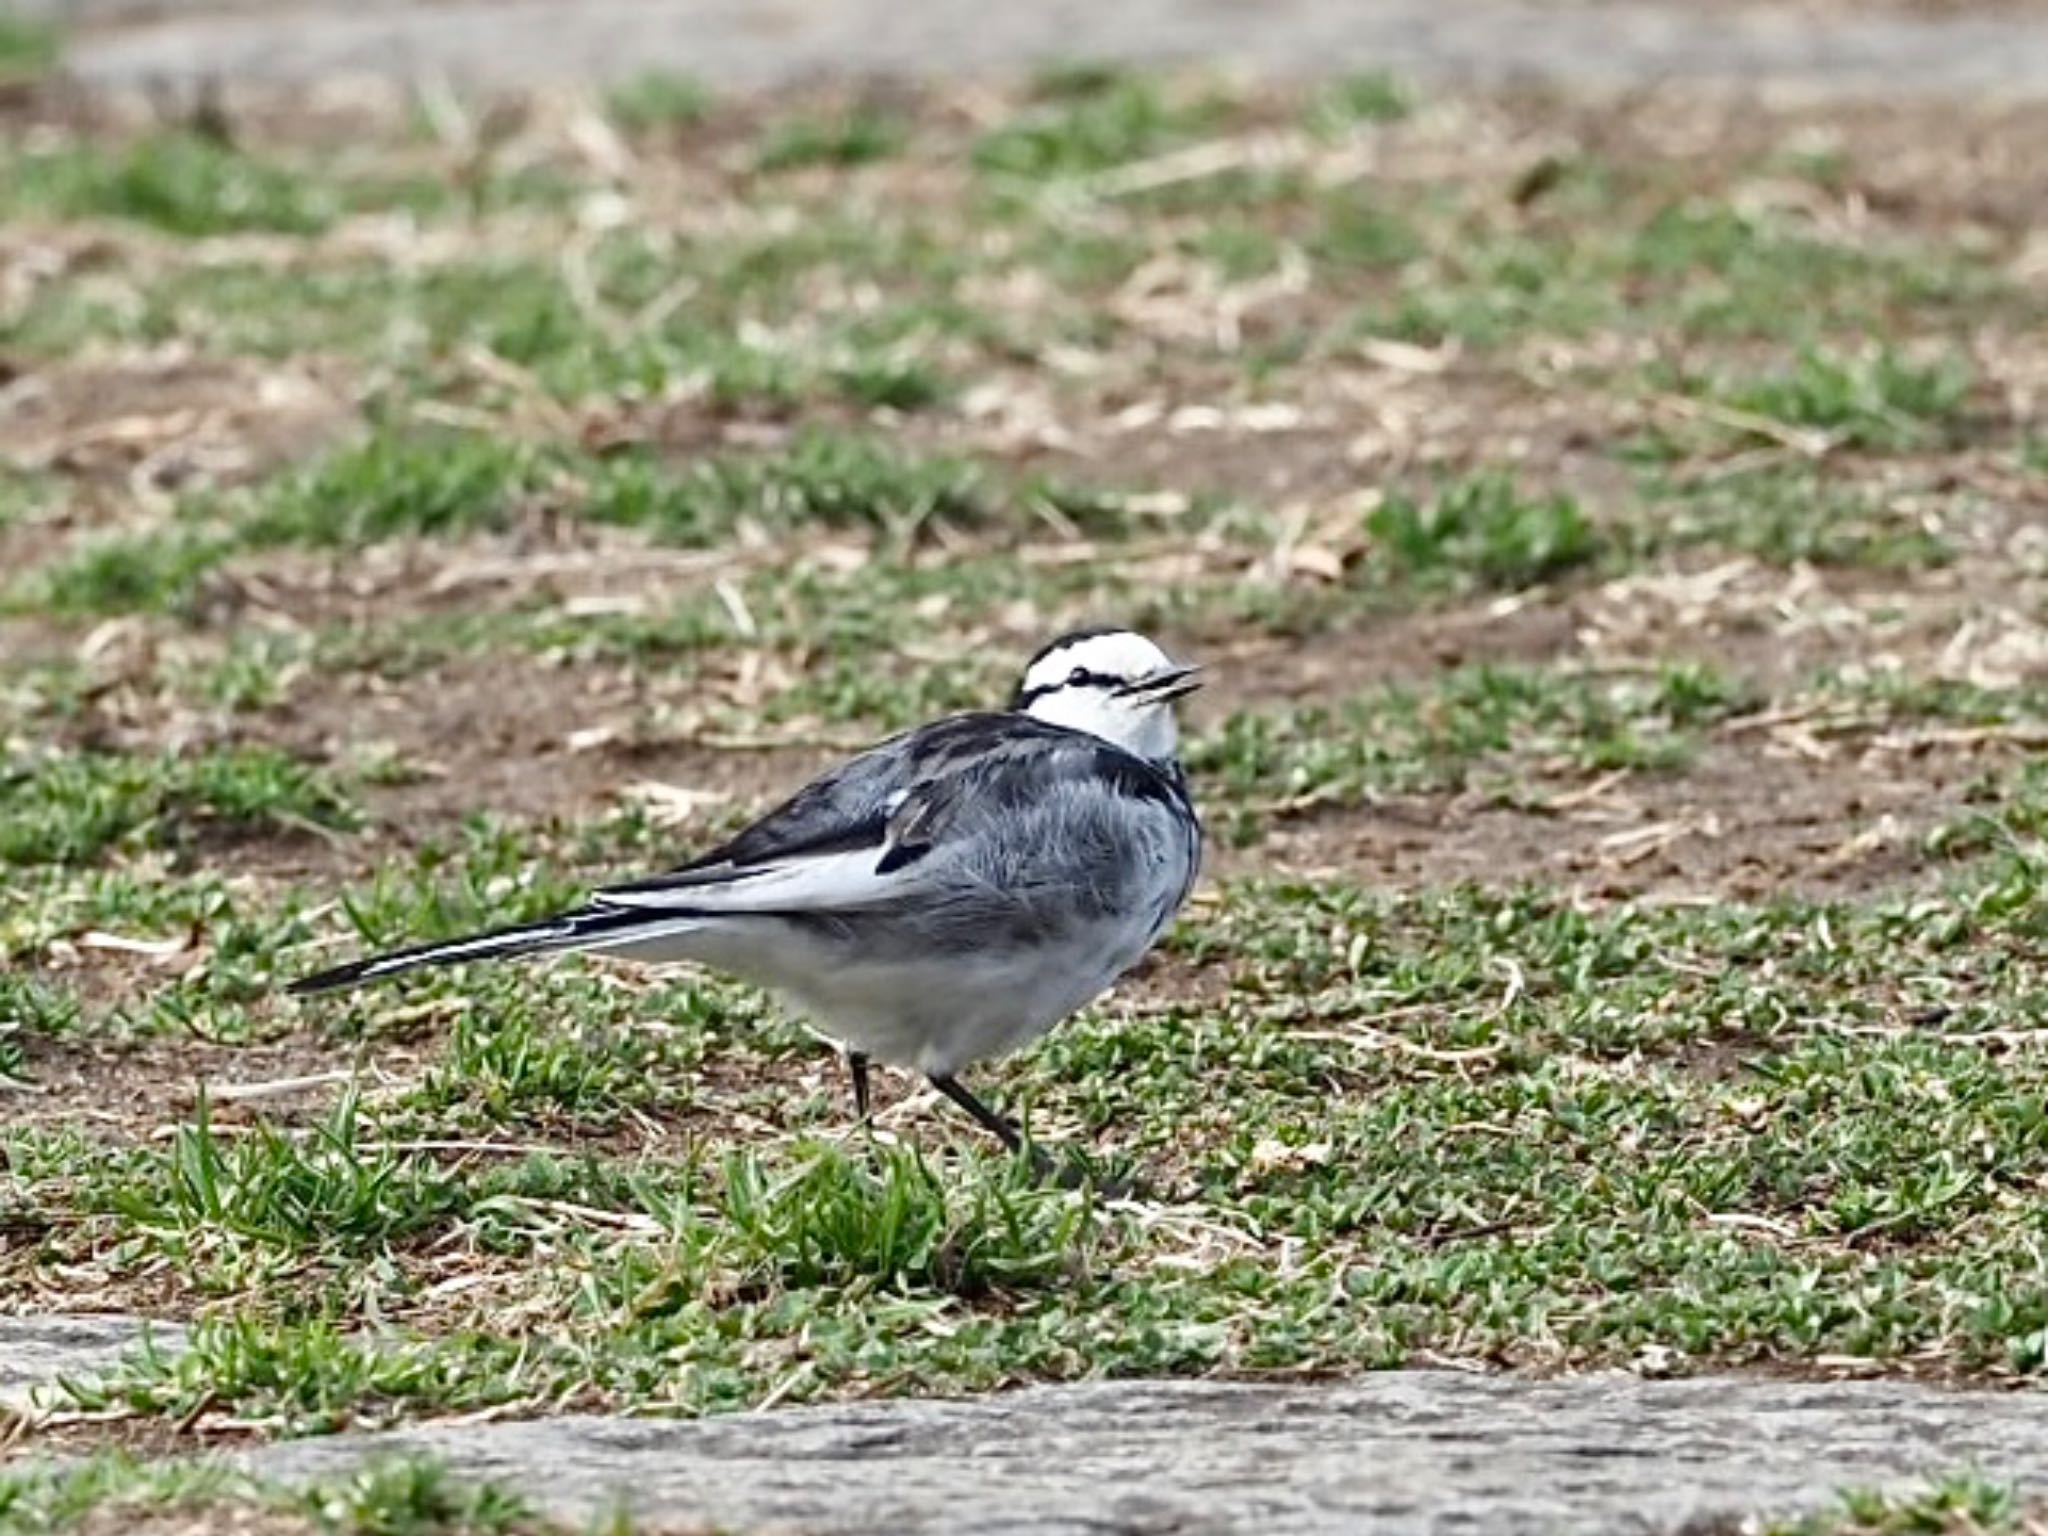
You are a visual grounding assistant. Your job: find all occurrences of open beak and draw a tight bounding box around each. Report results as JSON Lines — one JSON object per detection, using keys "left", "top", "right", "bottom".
{"left": 1116, "top": 663, "right": 1204, "bottom": 703}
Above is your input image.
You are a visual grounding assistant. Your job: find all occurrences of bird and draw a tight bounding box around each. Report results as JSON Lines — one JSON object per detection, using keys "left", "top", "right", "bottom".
{"left": 288, "top": 627, "right": 1203, "bottom": 1165}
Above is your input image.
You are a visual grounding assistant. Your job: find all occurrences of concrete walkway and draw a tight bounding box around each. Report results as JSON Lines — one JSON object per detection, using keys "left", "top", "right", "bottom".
{"left": 236, "top": 1373, "right": 2048, "bottom": 1535}
{"left": 7, "top": 1321, "right": 2048, "bottom": 1534}
{"left": 13, "top": 0, "right": 2048, "bottom": 98}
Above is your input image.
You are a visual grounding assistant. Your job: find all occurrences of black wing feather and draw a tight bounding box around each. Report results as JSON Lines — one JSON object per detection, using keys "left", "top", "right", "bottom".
{"left": 597, "top": 712, "right": 1188, "bottom": 903}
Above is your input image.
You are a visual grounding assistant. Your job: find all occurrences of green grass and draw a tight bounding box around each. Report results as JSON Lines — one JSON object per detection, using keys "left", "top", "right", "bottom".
{"left": 2, "top": 136, "right": 356, "bottom": 237}
{"left": 1727, "top": 348, "right": 1978, "bottom": 451}
{"left": 1308, "top": 195, "right": 1426, "bottom": 273}
{"left": 22, "top": 526, "right": 232, "bottom": 617}
{"left": 1362, "top": 198, "right": 2012, "bottom": 350}
{"left": 1366, "top": 474, "right": 1601, "bottom": 591}
{"left": 0, "top": 8, "right": 59, "bottom": 86}
{"left": 13, "top": 430, "right": 959, "bottom": 614}
{"left": 1304, "top": 71, "right": 1412, "bottom": 135}
{"left": 1761, "top": 1474, "right": 2031, "bottom": 1535}
{"left": 16, "top": 428, "right": 1180, "bottom": 618}
{"left": 19, "top": 846, "right": 2048, "bottom": 1432}
{"left": 402, "top": 1003, "right": 704, "bottom": 1133}
{"left": 0, "top": 468, "right": 51, "bottom": 532}
{"left": 34, "top": 1134, "right": 1114, "bottom": 1428}
{"left": 0, "top": 1452, "right": 559, "bottom": 1535}
{"left": 239, "top": 433, "right": 547, "bottom": 549}
{"left": 6, "top": 655, "right": 2048, "bottom": 1425}
{"left": 0, "top": 969, "right": 76, "bottom": 1080}
{"left": 715, "top": 1140, "right": 1094, "bottom": 1292}
{"left": 604, "top": 71, "right": 713, "bottom": 134}
{"left": 1633, "top": 347, "right": 1982, "bottom": 459}
{"left": 0, "top": 129, "right": 579, "bottom": 239}
{"left": 106, "top": 1092, "right": 469, "bottom": 1267}
{"left": 0, "top": 971, "right": 80, "bottom": 1037}
{"left": 0, "top": 101, "right": 2015, "bottom": 397}
{"left": 0, "top": 744, "right": 359, "bottom": 866}
{"left": 3, "top": 536, "right": 1174, "bottom": 739}
{"left": 973, "top": 76, "right": 1232, "bottom": 179}
{"left": 754, "top": 105, "right": 910, "bottom": 172}
{"left": 0, "top": 207, "right": 997, "bottom": 407}
{"left": 1636, "top": 466, "right": 1956, "bottom": 570}
{"left": 0, "top": 1457, "right": 255, "bottom": 1535}
{"left": 585, "top": 429, "right": 986, "bottom": 544}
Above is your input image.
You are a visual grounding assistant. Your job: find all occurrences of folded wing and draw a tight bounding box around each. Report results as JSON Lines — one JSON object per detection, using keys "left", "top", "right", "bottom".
{"left": 593, "top": 713, "right": 1188, "bottom": 917}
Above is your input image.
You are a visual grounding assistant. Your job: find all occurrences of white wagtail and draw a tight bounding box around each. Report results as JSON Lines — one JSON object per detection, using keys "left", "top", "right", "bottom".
{"left": 290, "top": 627, "right": 1202, "bottom": 1161}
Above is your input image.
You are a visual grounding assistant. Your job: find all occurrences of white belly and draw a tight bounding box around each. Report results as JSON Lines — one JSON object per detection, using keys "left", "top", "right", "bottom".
{"left": 781, "top": 918, "right": 1151, "bottom": 1076}
{"left": 652, "top": 909, "right": 1154, "bottom": 1077}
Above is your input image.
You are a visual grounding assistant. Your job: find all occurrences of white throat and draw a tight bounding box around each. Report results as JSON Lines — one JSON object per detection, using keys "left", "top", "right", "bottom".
{"left": 1024, "top": 687, "right": 1180, "bottom": 762}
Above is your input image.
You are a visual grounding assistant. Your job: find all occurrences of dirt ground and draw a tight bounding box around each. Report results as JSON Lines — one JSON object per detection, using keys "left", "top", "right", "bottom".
{"left": 7, "top": 72, "right": 2047, "bottom": 1129}
{"left": 6, "top": 15, "right": 2048, "bottom": 1530}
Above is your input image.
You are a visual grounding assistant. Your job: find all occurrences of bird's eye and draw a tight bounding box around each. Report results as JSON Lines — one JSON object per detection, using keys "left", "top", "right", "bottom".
{"left": 1068, "top": 666, "right": 1090, "bottom": 686}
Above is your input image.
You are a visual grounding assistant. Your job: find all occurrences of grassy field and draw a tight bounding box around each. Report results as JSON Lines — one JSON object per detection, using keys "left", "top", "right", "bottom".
{"left": 4, "top": 32, "right": 2048, "bottom": 1512}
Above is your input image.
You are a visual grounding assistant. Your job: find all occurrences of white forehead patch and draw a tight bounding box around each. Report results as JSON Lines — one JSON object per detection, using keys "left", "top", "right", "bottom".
{"left": 1021, "top": 630, "right": 1175, "bottom": 695}
{"left": 1015, "top": 628, "right": 1188, "bottom": 759}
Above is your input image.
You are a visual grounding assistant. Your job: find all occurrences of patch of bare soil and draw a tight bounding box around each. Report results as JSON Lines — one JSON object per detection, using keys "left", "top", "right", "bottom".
{"left": 271, "top": 657, "right": 755, "bottom": 851}
{"left": 14, "top": 608, "right": 840, "bottom": 881}
{"left": 979, "top": 357, "right": 1643, "bottom": 507}
{"left": 1585, "top": 551, "right": 2048, "bottom": 694}
{"left": 0, "top": 354, "right": 360, "bottom": 593}
{"left": 1244, "top": 730, "right": 2003, "bottom": 901}
{"left": 69, "top": 1508, "right": 321, "bottom": 1536}
{"left": 0, "top": 355, "right": 357, "bottom": 497}
{"left": 30, "top": 547, "right": 2027, "bottom": 901}
{"left": 1192, "top": 601, "right": 1584, "bottom": 718}
{"left": 4, "top": 1028, "right": 364, "bottom": 1140}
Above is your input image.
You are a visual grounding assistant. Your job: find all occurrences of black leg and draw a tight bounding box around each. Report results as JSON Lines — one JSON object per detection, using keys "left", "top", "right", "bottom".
{"left": 848, "top": 1050, "right": 871, "bottom": 1122}
{"left": 928, "top": 1073, "right": 1027, "bottom": 1156}
{"left": 931, "top": 1075, "right": 1109, "bottom": 1189}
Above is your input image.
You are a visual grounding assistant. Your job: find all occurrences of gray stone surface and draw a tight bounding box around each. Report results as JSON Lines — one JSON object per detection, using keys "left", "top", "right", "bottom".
{"left": 12, "top": 0, "right": 2048, "bottom": 98}
{"left": 235, "top": 1373, "right": 2048, "bottom": 1535}
{"left": 0, "top": 1314, "right": 186, "bottom": 1411}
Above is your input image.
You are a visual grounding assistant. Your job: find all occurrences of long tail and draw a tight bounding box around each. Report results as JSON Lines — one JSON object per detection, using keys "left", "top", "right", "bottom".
{"left": 287, "top": 905, "right": 701, "bottom": 996}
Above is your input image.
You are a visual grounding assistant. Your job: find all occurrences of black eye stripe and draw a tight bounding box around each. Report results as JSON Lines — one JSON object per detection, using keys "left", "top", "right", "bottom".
{"left": 1012, "top": 668, "right": 1125, "bottom": 709}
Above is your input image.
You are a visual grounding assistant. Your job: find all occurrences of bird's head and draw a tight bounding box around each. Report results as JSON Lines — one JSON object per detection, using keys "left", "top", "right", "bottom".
{"left": 1011, "top": 627, "right": 1202, "bottom": 762}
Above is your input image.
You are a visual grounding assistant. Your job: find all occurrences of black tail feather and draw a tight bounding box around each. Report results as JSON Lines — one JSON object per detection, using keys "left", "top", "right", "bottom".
{"left": 286, "top": 906, "right": 660, "bottom": 996}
